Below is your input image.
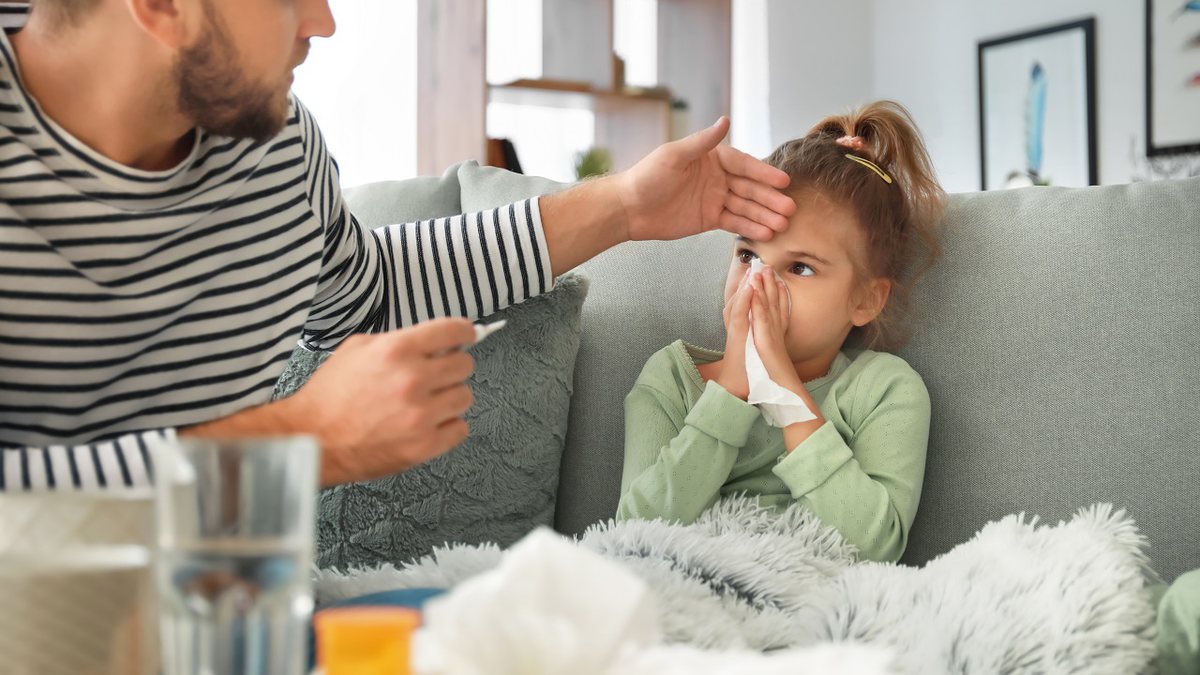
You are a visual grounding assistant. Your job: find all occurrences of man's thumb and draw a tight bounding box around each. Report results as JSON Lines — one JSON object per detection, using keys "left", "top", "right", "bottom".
{"left": 674, "top": 116, "right": 730, "bottom": 159}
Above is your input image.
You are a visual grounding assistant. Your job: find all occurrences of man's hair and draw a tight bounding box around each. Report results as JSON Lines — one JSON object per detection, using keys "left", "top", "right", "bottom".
{"left": 30, "top": 0, "right": 101, "bottom": 28}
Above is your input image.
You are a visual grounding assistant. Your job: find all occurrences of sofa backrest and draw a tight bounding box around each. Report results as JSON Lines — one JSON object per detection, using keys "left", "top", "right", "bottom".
{"left": 557, "top": 177, "right": 1200, "bottom": 582}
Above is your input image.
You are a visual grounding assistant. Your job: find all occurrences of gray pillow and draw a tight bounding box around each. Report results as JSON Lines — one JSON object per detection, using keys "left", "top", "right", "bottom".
{"left": 457, "top": 161, "right": 570, "bottom": 212}
{"left": 272, "top": 165, "right": 585, "bottom": 569}
{"left": 273, "top": 274, "right": 587, "bottom": 568}
{"left": 344, "top": 163, "right": 463, "bottom": 227}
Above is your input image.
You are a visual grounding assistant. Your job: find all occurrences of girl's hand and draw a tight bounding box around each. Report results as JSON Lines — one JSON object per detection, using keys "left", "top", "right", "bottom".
{"left": 714, "top": 275, "right": 754, "bottom": 400}
{"left": 749, "top": 270, "right": 805, "bottom": 395}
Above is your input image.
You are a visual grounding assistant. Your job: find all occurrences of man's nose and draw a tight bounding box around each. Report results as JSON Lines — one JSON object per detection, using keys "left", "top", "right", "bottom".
{"left": 299, "top": 0, "right": 336, "bottom": 40}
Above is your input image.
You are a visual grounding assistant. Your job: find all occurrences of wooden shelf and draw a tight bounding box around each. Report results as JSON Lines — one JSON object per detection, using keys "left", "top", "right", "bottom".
{"left": 489, "top": 79, "right": 672, "bottom": 112}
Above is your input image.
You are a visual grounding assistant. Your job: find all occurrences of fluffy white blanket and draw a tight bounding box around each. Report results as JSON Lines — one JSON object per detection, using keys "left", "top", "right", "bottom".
{"left": 314, "top": 498, "right": 1158, "bottom": 674}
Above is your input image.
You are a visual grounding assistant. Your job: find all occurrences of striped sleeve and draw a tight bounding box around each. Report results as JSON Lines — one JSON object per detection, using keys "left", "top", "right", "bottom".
{"left": 293, "top": 99, "right": 554, "bottom": 350}
{"left": 0, "top": 428, "right": 170, "bottom": 492}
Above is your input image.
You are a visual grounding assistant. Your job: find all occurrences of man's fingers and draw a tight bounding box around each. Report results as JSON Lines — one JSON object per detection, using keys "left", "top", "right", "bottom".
{"left": 726, "top": 194, "right": 790, "bottom": 234}
{"left": 716, "top": 144, "right": 792, "bottom": 191}
{"left": 385, "top": 318, "right": 476, "bottom": 357}
{"left": 428, "top": 384, "right": 475, "bottom": 425}
{"left": 719, "top": 210, "right": 775, "bottom": 241}
{"left": 671, "top": 117, "right": 731, "bottom": 161}
{"left": 425, "top": 351, "right": 475, "bottom": 390}
{"left": 435, "top": 418, "right": 470, "bottom": 451}
{"left": 728, "top": 175, "right": 796, "bottom": 223}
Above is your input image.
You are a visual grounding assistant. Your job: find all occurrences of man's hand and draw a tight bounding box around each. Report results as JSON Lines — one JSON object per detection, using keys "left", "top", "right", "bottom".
{"left": 615, "top": 117, "right": 796, "bottom": 242}
{"left": 278, "top": 319, "right": 477, "bottom": 486}
{"left": 540, "top": 117, "right": 796, "bottom": 276}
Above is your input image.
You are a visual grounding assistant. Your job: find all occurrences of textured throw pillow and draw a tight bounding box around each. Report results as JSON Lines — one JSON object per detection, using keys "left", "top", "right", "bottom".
{"left": 273, "top": 274, "right": 587, "bottom": 569}
{"left": 456, "top": 161, "right": 570, "bottom": 212}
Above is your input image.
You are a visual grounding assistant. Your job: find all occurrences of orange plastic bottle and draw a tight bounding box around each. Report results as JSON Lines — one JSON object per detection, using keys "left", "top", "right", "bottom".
{"left": 314, "top": 607, "right": 421, "bottom": 675}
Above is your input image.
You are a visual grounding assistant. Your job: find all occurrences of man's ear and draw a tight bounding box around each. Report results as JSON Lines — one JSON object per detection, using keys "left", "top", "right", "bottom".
{"left": 850, "top": 278, "right": 891, "bottom": 328}
{"left": 124, "top": 0, "right": 194, "bottom": 49}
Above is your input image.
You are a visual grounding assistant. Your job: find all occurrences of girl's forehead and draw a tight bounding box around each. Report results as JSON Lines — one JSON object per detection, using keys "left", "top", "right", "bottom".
{"left": 773, "top": 198, "right": 862, "bottom": 256}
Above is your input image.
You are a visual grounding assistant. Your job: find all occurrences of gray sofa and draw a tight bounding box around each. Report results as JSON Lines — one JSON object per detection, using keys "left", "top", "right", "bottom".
{"left": 340, "top": 164, "right": 1200, "bottom": 582}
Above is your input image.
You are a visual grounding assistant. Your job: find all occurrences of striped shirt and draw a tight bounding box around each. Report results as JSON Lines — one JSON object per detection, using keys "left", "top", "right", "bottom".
{"left": 0, "top": 15, "right": 555, "bottom": 490}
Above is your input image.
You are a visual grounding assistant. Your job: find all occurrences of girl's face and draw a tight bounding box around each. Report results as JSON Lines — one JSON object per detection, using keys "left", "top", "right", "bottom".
{"left": 722, "top": 191, "right": 889, "bottom": 367}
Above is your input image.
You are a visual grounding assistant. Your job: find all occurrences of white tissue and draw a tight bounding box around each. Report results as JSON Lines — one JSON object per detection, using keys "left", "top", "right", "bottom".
{"left": 744, "top": 259, "right": 817, "bottom": 427}
{"left": 412, "top": 529, "right": 660, "bottom": 675}
{"left": 411, "top": 528, "right": 895, "bottom": 675}
{"left": 473, "top": 320, "right": 506, "bottom": 345}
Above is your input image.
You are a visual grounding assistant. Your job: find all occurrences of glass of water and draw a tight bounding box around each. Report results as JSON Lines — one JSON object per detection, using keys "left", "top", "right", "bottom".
{"left": 153, "top": 436, "right": 319, "bottom": 675}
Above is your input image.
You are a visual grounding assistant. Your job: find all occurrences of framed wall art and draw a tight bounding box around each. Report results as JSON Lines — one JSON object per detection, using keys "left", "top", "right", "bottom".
{"left": 978, "top": 19, "right": 1097, "bottom": 189}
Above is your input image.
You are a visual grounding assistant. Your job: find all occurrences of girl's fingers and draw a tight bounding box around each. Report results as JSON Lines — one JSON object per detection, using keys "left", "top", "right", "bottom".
{"left": 776, "top": 279, "right": 790, "bottom": 325}
{"left": 761, "top": 269, "right": 778, "bottom": 312}
{"left": 750, "top": 287, "right": 769, "bottom": 337}
{"left": 727, "top": 283, "right": 753, "bottom": 334}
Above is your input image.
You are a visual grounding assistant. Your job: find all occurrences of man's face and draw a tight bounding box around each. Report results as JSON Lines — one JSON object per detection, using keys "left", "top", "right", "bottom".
{"left": 173, "top": 0, "right": 333, "bottom": 142}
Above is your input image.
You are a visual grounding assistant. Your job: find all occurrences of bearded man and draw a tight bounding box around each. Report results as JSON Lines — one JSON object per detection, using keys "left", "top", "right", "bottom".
{"left": 0, "top": 0, "right": 795, "bottom": 491}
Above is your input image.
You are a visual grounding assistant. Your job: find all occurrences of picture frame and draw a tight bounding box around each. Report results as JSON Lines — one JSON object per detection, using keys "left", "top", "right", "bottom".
{"left": 978, "top": 19, "right": 1097, "bottom": 190}
{"left": 1146, "top": 0, "right": 1200, "bottom": 156}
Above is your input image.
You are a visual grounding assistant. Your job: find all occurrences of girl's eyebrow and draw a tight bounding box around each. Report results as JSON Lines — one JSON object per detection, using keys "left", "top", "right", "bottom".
{"left": 736, "top": 236, "right": 830, "bottom": 266}
{"left": 787, "top": 250, "right": 831, "bottom": 265}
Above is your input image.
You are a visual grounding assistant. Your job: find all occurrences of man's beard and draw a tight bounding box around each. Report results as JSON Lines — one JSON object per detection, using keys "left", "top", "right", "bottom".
{"left": 172, "top": 2, "right": 289, "bottom": 143}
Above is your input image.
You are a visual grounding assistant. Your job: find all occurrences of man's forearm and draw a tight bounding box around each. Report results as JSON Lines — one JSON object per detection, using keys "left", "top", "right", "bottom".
{"left": 177, "top": 398, "right": 303, "bottom": 441}
{"left": 178, "top": 398, "right": 350, "bottom": 486}
{"left": 540, "top": 176, "right": 630, "bottom": 277}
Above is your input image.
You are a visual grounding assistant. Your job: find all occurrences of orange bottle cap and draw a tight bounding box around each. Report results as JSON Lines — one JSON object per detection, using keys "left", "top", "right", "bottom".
{"left": 315, "top": 606, "right": 421, "bottom": 675}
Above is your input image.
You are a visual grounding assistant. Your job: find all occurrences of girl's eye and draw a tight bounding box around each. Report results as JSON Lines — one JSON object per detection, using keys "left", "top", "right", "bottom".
{"left": 736, "top": 249, "right": 758, "bottom": 265}
{"left": 790, "top": 263, "right": 815, "bottom": 277}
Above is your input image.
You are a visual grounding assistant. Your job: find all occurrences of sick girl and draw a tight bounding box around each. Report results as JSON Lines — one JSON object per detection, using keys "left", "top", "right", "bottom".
{"left": 617, "top": 101, "right": 944, "bottom": 563}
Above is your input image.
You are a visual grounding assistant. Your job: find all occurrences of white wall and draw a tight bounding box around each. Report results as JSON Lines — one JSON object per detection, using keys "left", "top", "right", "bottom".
{"left": 292, "top": 0, "right": 418, "bottom": 189}
{"left": 731, "top": 0, "right": 773, "bottom": 158}
{"left": 764, "top": 0, "right": 874, "bottom": 149}
{"left": 871, "top": 0, "right": 1144, "bottom": 192}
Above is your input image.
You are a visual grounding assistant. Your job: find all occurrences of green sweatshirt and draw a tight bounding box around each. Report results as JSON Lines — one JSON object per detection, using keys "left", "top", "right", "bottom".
{"left": 617, "top": 340, "right": 931, "bottom": 563}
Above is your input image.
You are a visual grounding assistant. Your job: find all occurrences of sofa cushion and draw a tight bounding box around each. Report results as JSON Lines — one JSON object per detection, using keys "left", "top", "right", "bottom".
{"left": 273, "top": 170, "right": 587, "bottom": 569}
{"left": 896, "top": 178, "right": 1200, "bottom": 582}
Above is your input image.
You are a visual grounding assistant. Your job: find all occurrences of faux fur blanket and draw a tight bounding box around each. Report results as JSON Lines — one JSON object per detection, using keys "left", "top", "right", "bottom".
{"left": 314, "top": 498, "right": 1158, "bottom": 674}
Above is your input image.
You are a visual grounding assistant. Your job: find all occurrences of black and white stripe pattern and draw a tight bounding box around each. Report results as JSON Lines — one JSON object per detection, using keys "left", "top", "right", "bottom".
{"left": 0, "top": 3, "right": 25, "bottom": 32}
{"left": 0, "top": 20, "right": 554, "bottom": 491}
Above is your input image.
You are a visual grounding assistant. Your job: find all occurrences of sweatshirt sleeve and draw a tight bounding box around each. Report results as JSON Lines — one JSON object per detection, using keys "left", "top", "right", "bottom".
{"left": 618, "top": 380, "right": 762, "bottom": 524}
{"left": 0, "top": 428, "right": 174, "bottom": 491}
{"left": 294, "top": 98, "right": 553, "bottom": 349}
{"left": 771, "top": 359, "right": 930, "bottom": 562}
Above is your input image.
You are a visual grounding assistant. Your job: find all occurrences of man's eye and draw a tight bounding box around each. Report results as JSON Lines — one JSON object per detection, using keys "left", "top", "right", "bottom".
{"left": 736, "top": 249, "right": 757, "bottom": 265}
{"left": 791, "top": 263, "right": 814, "bottom": 277}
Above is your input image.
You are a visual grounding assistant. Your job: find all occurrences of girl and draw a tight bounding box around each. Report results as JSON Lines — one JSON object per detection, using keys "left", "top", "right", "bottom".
{"left": 617, "top": 100, "right": 944, "bottom": 563}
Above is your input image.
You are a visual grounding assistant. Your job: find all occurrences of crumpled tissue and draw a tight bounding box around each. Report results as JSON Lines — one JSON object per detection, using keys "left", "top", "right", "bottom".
{"left": 744, "top": 258, "right": 817, "bottom": 427}
{"left": 411, "top": 528, "right": 894, "bottom": 675}
{"left": 411, "top": 528, "right": 660, "bottom": 675}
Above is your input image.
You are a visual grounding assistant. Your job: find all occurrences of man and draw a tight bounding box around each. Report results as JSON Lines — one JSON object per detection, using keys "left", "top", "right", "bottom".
{"left": 0, "top": 0, "right": 794, "bottom": 490}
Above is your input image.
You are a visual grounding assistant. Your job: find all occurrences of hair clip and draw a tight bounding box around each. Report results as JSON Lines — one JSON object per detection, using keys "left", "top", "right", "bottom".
{"left": 845, "top": 154, "right": 893, "bottom": 184}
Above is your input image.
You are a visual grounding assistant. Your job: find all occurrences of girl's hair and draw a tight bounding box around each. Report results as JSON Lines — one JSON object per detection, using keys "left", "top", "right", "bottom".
{"left": 764, "top": 100, "right": 945, "bottom": 352}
